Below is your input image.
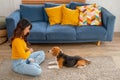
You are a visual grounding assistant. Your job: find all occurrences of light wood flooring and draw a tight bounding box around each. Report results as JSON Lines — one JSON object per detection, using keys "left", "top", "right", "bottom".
{"left": 0, "top": 32, "right": 120, "bottom": 61}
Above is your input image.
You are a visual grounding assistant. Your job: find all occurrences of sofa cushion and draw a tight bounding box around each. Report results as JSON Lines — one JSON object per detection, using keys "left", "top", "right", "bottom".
{"left": 61, "top": 5, "right": 79, "bottom": 26}
{"left": 46, "top": 24, "right": 76, "bottom": 40}
{"left": 44, "top": 3, "right": 70, "bottom": 21}
{"left": 27, "top": 22, "right": 48, "bottom": 41}
{"left": 76, "top": 26, "right": 106, "bottom": 40}
{"left": 70, "top": 2, "right": 88, "bottom": 9}
{"left": 20, "top": 4, "right": 44, "bottom": 22}
{"left": 45, "top": 5, "right": 62, "bottom": 25}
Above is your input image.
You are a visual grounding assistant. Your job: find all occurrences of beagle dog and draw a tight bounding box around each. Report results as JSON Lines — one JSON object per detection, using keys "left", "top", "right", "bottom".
{"left": 48, "top": 46, "right": 91, "bottom": 69}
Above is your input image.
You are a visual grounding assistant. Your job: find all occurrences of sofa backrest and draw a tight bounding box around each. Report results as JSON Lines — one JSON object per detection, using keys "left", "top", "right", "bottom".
{"left": 20, "top": 2, "right": 88, "bottom": 22}
{"left": 69, "top": 2, "right": 88, "bottom": 9}
{"left": 20, "top": 4, "right": 45, "bottom": 22}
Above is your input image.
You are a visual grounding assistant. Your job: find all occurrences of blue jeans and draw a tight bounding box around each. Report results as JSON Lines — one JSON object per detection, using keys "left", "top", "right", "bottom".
{"left": 12, "top": 50, "right": 45, "bottom": 76}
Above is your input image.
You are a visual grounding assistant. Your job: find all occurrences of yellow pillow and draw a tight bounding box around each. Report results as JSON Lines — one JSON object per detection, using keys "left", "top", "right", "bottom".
{"left": 61, "top": 5, "right": 79, "bottom": 26}
{"left": 45, "top": 6, "right": 62, "bottom": 25}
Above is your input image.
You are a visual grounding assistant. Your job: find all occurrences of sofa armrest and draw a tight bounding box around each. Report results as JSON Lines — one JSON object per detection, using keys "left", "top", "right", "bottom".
{"left": 6, "top": 10, "right": 20, "bottom": 39}
{"left": 101, "top": 7, "right": 116, "bottom": 41}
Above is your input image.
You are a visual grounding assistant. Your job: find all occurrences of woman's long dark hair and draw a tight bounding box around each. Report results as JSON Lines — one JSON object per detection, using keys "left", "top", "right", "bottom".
{"left": 10, "top": 19, "right": 32, "bottom": 47}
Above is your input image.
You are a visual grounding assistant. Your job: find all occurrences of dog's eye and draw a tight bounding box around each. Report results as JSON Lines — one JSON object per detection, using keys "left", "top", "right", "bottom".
{"left": 53, "top": 48, "right": 56, "bottom": 50}
{"left": 52, "top": 49, "right": 54, "bottom": 52}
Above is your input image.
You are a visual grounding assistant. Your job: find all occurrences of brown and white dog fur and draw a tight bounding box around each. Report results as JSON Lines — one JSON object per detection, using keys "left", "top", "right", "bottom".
{"left": 48, "top": 46, "right": 91, "bottom": 69}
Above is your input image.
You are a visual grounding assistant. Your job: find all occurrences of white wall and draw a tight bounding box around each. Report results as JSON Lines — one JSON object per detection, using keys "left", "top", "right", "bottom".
{"left": 86, "top": 0, "right": 120, "bottom": 32}
{"left": 0, "top": 0, "right": 21, "bottom": 16}
{"left": 0, "top": 0, "right": 120, "bottom": 32}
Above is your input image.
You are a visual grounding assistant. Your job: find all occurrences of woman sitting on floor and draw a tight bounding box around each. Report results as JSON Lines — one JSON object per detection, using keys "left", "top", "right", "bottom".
{"left": 10, "top": 19, "right": 45, "bottom": 76}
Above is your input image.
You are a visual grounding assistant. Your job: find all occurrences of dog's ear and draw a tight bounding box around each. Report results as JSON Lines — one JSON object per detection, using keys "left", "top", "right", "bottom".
{"left": 52, "top": 47, "right": 60, "bottom": 56}
{"left": 60, "top": 49, "right": 63, "bottom": 53}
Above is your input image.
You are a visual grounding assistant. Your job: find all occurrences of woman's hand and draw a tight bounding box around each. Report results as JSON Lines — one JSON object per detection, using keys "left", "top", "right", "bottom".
{"left": 29, "top": 48, "right": 34, "bottom": 53}
{"left": 29, "top": 58, "right": 34, "bottom": 62}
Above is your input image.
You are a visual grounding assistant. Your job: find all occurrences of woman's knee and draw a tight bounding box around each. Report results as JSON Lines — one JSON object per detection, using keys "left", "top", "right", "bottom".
{"left": 32, "top": 50, "right": 45, "bottom": 64}
{"left": 40, "top": 50, "right": 45, "bottom": 56}
{"left": 39, "top": 50, "right": 45, "bottom": 60}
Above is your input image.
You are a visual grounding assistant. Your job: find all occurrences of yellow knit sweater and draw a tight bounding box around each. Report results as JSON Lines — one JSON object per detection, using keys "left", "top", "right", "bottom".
{"left": 11, "top": 38, "right": 31, "bottom": 59}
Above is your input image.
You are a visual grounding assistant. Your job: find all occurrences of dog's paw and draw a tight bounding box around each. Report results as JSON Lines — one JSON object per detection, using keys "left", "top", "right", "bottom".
{"left": 48, "top": 66, "right": 53, "bottom": 69}
{"left": 48, "top": 61, "right": 57, "bottom": 65}
{"left": 48, "top": 62, "right": 54, "bottom": 65}
{"left": 48, "top": 65, "right": 59, "bottom": 69}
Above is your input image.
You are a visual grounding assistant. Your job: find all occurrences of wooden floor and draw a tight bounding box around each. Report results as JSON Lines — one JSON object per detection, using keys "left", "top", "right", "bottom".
{"left": 0, "top": 32, "right": 120, "bottom": 60}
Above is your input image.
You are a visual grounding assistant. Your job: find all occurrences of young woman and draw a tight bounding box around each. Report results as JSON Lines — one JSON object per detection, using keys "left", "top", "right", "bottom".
{"left": 10, "top": 19, "right": 45, "bottom": 76}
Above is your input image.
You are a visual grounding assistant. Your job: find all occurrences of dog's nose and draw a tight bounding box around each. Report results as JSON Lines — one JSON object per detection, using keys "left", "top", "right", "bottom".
{"left": 48, "top": 50, "right": 50, "bottom": 53}
{"left": 48, "top": 50, "right": 51, "bottom": 53}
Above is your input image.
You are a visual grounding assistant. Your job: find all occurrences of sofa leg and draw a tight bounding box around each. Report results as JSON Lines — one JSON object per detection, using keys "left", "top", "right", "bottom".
{"left": 97, "top": 41, "right": 101, "bottom": 46}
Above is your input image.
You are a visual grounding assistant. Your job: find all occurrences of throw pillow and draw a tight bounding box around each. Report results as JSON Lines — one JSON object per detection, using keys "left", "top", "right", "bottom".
{"left": 77, "top": 4, "right": 102, "bottom": 26}
{"left": 45, "top": 5, "right": 62, "bottom": 25}
{"left": 20, "top": 4, "right": 44, "bottom": 22}
{"left": 44, "top": 3, "right": 70, "bottom": 21}
{"left": 61, "top": 5, "right": 79, "bottom": 26}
